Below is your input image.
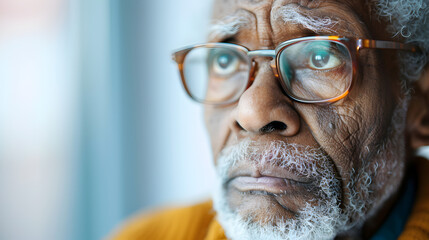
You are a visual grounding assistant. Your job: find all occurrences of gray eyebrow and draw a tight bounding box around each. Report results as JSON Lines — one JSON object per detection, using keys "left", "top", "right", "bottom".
{"left": 272, "top": 5, "right": 341, "bottom": 34}
{"left": 273, "top": 4, "right": 361, "bottom": 37}
{"left": 208, "top": 15, "right": 251, "bottom": 42}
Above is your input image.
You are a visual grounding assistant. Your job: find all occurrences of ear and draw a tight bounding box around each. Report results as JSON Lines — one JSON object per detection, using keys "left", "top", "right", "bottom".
{"left": 407, "top": 65, "right": 429, "bottom": 150}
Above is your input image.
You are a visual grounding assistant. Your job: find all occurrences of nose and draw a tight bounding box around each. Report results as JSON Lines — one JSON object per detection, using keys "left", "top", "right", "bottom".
{"left": 233, "top": 62, "right": 300, "bottom": 136}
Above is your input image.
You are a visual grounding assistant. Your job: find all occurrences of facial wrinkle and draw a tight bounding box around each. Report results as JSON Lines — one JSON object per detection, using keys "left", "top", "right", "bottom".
{"left": 235, "top": 0, "right": 324, "bottom": 47}
{"left": 335, "top": 105, "right": 363, "bottom": 151}
{"left": 236, "top": 4, "right": 275, "bottom": 48}
{"left": 315, "top": 104, "right": 357, "bottom": 159}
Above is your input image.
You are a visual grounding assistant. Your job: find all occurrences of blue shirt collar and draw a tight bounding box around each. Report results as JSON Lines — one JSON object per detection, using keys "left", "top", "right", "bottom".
{"left": 370, "top": 175, "right": 416, "bottom": 240}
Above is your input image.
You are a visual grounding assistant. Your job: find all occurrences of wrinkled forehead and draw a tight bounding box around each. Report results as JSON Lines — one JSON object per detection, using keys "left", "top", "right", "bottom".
{"left": 210, "top": 0, "right": 382, "bottom": 43}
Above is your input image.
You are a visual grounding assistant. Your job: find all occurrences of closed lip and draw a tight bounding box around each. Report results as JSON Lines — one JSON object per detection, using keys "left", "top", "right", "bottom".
{"left": 226, "top": 164, "right": 314, "bottom": 194}
{"left": 229, "top": 176, "right": 312, "bottom": 194}
{"left": 227, "top": 164, "right": 313, "bottom": 184}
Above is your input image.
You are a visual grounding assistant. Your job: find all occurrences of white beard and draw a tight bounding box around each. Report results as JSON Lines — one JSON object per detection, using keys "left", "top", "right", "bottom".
{"left": 212, "top": 99, "right": 408, "bottom": 240}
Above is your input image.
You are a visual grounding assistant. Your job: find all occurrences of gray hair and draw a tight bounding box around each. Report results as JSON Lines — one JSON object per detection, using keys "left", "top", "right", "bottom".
{"left": 373, "top": 0, "right": 429, "bottom": 84}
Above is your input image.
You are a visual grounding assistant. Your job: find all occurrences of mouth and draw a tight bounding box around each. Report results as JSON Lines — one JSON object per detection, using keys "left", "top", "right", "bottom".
{"left": 225, "top": 163, "right": 316, "bottom": 196}
{"left": 216, "top": 140, "right": 339, "bottom": 221}
{"left": 229, "top": 175, "right": 313, "bottom": 195}
{"left": 224, "top": 166, "right": 320, "bottom": 216}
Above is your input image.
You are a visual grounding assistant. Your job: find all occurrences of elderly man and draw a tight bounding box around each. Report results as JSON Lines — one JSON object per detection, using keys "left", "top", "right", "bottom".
{"left": 113, "top": 0, "right": 429, "bottom": 239}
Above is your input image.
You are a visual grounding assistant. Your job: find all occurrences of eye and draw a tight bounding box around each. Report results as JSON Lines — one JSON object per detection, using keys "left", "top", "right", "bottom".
{"left": 210, "top": 50, "right": 240, "bottom": 77}
{"left": 307, "top": 46, "right": 342, "bottom": 70}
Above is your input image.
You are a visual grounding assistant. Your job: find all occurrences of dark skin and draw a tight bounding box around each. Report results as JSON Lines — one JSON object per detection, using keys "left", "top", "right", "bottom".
{"left": 204, "top": 0, "right": 429, "bottom": 238}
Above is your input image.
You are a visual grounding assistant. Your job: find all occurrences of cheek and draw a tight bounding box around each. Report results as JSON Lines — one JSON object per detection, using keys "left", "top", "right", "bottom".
{"left": 298, "top": 95, "right": 395, "bottom": 178}
{"left": 300, "top": 104, "right": 366, "bottom": 173}
{"left": 204, "top": 106, "right": 234, "bottom": 161}
{"left": 299, "top": 53, "right": 398, "bottom": 176}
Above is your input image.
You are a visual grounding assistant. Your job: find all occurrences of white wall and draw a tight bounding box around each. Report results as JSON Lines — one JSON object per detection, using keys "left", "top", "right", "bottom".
{"left": 0, "top": 1, "right": 76, "bottom": 239}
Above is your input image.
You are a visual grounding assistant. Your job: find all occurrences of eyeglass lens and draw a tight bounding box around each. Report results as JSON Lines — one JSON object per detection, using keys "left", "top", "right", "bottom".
{"left": 183, "top": 46, "right": 250, "bottom": 103}
{"left": 182, "top": 40, "right": 353, "bottom": 103}
{"left": 278, "top": 40, "right": 353, "bottom": 102}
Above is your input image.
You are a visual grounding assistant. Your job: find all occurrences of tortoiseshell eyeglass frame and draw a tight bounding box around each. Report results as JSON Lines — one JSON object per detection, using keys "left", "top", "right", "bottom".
{"left": 172, "top": 36, "right": 420, "bottom": 105}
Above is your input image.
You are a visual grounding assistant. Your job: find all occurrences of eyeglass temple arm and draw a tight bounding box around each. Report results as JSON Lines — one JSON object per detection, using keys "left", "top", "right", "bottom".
{"left": 357, "top": 39, "right": 420, "bottom": 52}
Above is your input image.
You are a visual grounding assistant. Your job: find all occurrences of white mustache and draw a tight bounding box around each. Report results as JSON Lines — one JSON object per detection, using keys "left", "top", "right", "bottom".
{"left": 215, "top": 140, "right": 340, "bottom": 198}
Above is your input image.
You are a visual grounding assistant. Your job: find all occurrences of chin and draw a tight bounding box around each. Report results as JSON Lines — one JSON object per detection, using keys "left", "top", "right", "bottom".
{"left": 226, "top": 192, "right": 299, "bottom": 224}
{"left": 213, "top": 174, "right": 348, "bottom": 240}
{"left": 212, "top": 140, "right": 348, "bottom": 240}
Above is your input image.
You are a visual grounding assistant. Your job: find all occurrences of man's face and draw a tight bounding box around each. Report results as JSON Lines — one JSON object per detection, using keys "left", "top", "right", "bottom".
{"left": 205, "top": 0, "right": 407, "bottom": 238}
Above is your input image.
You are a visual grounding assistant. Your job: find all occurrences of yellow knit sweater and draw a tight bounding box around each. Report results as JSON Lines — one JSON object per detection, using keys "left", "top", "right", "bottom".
{"left": 111, "top": 158, "right": 429, "bottom": 240}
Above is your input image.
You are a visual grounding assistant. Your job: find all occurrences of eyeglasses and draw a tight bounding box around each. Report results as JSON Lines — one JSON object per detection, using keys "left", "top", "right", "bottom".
{"left": 172, "top": 36, "right": 419, "bottom": 105}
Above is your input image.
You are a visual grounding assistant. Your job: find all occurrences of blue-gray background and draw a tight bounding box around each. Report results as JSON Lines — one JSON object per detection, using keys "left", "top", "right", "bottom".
{"left": 0, "top": 0, "right": 214, "bottom": 239}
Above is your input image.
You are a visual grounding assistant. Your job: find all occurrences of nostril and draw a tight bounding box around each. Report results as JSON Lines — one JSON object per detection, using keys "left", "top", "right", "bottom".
{"left": 260, "top": 121, "right": 287, "bottom": 133}
{"left": 235, "top": 121, "right": 245, "bottom": 131}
